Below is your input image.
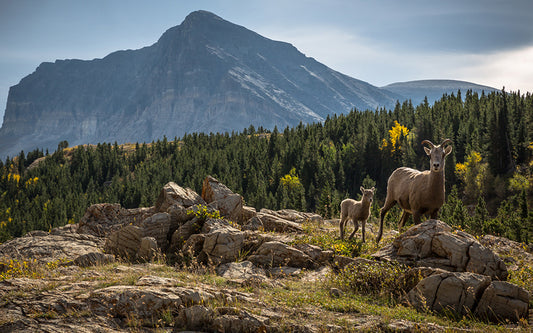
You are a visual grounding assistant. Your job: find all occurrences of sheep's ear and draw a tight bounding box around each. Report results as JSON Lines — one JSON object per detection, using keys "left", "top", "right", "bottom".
{"left": 360, "top": 186, "right": 364, "bottom": 193}
{"left": 424, "top": 147, "right": 431, "bottom": 156}
{"left": 371, "top": 187, "right": 376, "bottom": 193}
{"left": 444, "top": 145, "right": 453, "bottom": 156}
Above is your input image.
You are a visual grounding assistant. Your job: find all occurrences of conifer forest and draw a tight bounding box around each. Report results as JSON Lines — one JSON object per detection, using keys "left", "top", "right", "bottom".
{"left": 1, "top": 89, "right": 532, "bottom": 244}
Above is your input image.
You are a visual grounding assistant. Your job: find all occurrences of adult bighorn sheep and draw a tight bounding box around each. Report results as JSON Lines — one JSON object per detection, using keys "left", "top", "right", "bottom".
{"left": 376, "top": 139, "right": 453, "bottom": 244}
{"left": 340, "top": 186, "right": 375, "bottom": 242}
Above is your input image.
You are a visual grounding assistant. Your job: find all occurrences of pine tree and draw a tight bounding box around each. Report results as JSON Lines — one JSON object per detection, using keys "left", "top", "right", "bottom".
{"left": 488, "top": 90, "right": 514, "bottom": 175}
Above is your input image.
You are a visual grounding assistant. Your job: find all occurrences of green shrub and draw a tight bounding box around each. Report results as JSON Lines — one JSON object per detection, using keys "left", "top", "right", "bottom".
{"left": 327, "top": 260, "right": 415, "bottom": 304}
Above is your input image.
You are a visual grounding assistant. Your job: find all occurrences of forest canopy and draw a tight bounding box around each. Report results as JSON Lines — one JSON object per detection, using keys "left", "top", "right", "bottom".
{"left": 1, "top": 89, "right": 532, "bottom": 244}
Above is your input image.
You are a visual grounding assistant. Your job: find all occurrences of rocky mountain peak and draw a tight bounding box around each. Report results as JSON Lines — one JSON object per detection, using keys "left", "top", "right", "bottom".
{"left": 0, "top": 11, "right": 398, "bottom": 159}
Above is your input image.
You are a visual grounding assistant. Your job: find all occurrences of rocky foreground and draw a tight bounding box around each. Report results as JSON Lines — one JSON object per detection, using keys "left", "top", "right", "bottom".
{"left": 0, "top": 176, "right": 531, "bottom": 332}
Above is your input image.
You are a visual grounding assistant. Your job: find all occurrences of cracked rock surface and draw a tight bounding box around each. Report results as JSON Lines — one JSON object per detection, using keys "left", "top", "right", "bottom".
{"left": 372, "top": 219, "right": 508, "bottom": 280}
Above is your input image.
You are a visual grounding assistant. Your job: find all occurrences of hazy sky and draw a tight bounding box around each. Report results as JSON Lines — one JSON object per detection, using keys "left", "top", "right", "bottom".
{"left": 1, "top": 0, "right": 532, "bottom": 124}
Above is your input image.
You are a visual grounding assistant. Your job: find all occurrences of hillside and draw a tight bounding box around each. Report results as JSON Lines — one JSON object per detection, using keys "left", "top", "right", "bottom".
{"left": 0, "top": 10, "right": 400, "bottom": 159}
{"left": 1, "top": 178, "right": 531, "bottom": 332}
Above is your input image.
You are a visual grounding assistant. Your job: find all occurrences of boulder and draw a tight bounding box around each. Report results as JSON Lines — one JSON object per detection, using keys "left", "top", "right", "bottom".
{"left": 241, "top": 216, "right": 263, "bottom": 231}
{"left": 104, "top": 225, "right": 143, "bottom": 259}
{"left": 479, "top": 234, "right": 533, "bottom": 271}
{"left": 174, "top": 286, "right": 216, "bottom": 306}
{"left": 293, "top": 243, "right": 334, "bottom": 264}
{"left": 136, "top": 275, "right": 178, "bottom": 287}
{"left": 141, "top": 212, "right": 171, "bottom": 250}
{"left": 181, "top": 234, "right": 206, "bottom": 257}
{"left": 167, "top": 203, "right": 194, "bottom": 231}
{"left": 0, "top": 228, "right": 103, "bottom": 263}
{"left": 475, "top": 281, "right": 530, "bottom": 322}
{"left": 407, "top": 271, "right": 530, "bottom": 322}
{"left": 175, "top": 305, "right": 214, "bottom": 332}
{"left": 88, "top": 285, "right": 182, "bottom": 324}
{"left": 216, "top": 260, "right": 266, "bottom": 282}
{"left": 259, "top": 208, "right": 322, "bottom": 223}
{"left": 372, "top": 219, "right": 507, "bottom": 280}
{"left": 242, "top": 205, "right": 257, "bottom": 221}
{"left": 201, "top": 219, "right": 245, "bottom": 265}
{"left": 407, "top": 271, "right": 491, "bottom": 315}
{"left": 201, "top": 176, "right": 244, "bottom": 222}
{"left": 248, "top": 241, "right": 315, "bottom": 269}
{"left": 104, "top": 212, "right": 174, "bottom": 259}
{"left": 256, "top": 212, "right": 303, "bottom": 233}
{"left": 212, "top": 307, "right": 270, "bottom": 333}
{"left": 137, "top": 237, "right": 159, "bottom": 261}
{"left": 78, "top": 203, "right": 154, "bottom": 237}
{"left": 155, "top": 182, "right": 205, "bottom": 213}
{"left": 72, "top": 252, "right": 115, "bottom": 267}
{"left": 169, "top": 217, "right": 203, "bottom": 251}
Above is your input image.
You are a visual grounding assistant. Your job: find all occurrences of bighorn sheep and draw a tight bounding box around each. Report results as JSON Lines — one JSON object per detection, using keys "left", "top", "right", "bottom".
{"left": 376, "top": 139, "right": 453, "bottom": 244}
{"left": 340, "top": 186, "right": 375, "bottom": 242}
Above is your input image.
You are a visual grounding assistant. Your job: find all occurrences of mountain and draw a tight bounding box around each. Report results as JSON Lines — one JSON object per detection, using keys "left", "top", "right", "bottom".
{"left": 381, "top": 79, "right": 498, "bottom": 105}
{"left": 0, "top": 10, "right": 400, "bottom": 158}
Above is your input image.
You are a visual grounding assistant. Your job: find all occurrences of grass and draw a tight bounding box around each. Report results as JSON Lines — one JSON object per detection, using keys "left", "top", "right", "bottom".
{"left": 0, "top": 258, "right": 71, "bottom": 280}
{"left": 251, "top": 275, "right": 529, "bottom": 332}
{"left": 292, "top": 218, "right": 395, "bottom": 258}
{"left": 508, "top": 265, "right": 533, "bottom": 307}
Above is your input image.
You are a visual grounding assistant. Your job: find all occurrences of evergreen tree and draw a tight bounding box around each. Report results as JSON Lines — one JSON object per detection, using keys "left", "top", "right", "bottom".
{"left": 488, "top": 90, "right": 514, "bottom": 175}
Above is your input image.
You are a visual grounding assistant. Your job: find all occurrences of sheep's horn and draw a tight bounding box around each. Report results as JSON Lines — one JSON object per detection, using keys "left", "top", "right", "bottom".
{"left": 440, "top": 139, "right": 453, "bottom": 147}
{"left": 421, "top": 140, "right": 435, "bottom": 148}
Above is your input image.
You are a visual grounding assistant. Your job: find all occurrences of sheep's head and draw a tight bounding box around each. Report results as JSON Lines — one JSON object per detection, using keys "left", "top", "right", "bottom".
{"left": 360, "top": 186, "right": 376, "bottom": 203}
{"left": 422, "top": 139, "right": 453, "bottom": 173}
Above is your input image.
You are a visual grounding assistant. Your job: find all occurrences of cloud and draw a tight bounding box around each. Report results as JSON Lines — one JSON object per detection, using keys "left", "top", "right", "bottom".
{"left": 260, "top": 25, "right": 533, "bottom": 93}
{"left": 450, "top": 47, "right": 533, "bottom": 93}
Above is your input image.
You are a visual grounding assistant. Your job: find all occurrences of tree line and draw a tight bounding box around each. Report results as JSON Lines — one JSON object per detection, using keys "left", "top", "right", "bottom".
{"left": 1, "top": 89, "right": 532, "bottom": 243}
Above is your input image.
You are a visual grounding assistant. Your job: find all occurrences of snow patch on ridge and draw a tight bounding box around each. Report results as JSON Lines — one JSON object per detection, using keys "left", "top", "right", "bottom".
{"left": 205, "top": 45, "right": 239, "bottom": 61}
{"left": 300, "top": 65, "right": 325, "bottom": 83}
{"left": 228, "top": 66, "right": 323, "bottom": 122}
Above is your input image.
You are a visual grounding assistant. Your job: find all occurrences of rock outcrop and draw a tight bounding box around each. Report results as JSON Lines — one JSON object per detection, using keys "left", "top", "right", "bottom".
{"left": 407, "top": 271, "right": 529, "bottom": 322}
{"left": 370, "top": 219, "right": 530, "bottom": 323}
{"left": 201, "top": 219, "right": 245, "bottom": 265}
{"left": 77, "top": 176, "right": 317, "bottom": 267}
{"left": 201, "top": 175, "right": 245, "bottom": 222}
{"left": 155, "top": 182, "right": 205, "bottom": 213}
{"left": 248, "top": 241, "right": 316, "bottom": 269}
{"left": 372, "top": 219, "right": 508, "bottom": 280}
{"left": 256, "top": 212, "right": 303, "bottom": 233}
{"left": 78, "top": 203, "right": 155, "bottom": 237}
{"left": 0, "top": 224, "right": 104, "bottom": 264}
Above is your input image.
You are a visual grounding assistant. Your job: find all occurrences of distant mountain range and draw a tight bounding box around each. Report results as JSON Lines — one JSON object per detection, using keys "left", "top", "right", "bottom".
{"left": 382, "top": 80, "right": 498, "bottom": 106}
{"left": 0, "top": 10, "right": 497, "bottom": 158}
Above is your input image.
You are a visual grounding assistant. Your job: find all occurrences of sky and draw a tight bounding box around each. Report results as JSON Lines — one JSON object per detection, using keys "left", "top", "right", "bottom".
{"left": 1, "top": 0, "right": 533, "bottom": 125}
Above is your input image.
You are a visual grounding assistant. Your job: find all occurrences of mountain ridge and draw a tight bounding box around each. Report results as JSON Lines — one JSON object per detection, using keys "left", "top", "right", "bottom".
{"left": 0, "top": 11, "right": 496, "bottom": 158}
{"left": 381, "top": 79, "right": 498, "bottom": 105}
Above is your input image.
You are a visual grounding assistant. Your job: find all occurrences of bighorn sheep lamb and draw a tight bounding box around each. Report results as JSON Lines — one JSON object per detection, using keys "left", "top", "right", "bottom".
{"left": 340, "top": 186, "right": 375, "bottom": 242}
{"left": 376, "top": 139, "right": 453, "bottom": 244}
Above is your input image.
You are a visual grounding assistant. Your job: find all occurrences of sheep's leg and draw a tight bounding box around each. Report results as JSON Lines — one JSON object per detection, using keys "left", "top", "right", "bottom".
{"left": 339, "top": 216, "right": 347, "bottom": 239}
{"left": 430, "top": 209, "right": 439, "bottom": 219}
{"left": 398, "top": 211, "right": 411, "bottom": 231}
{"left": 348, "top": 220, "right": 359, "bottom": 239}
{"left": 377, "top": 200, "right": 396, "bottom": 243}
{"left": 412, "top": 211, "right": 422, "bottom": 225}
{"left": 361, "top": 219, "right": 367, "bottom": 243}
